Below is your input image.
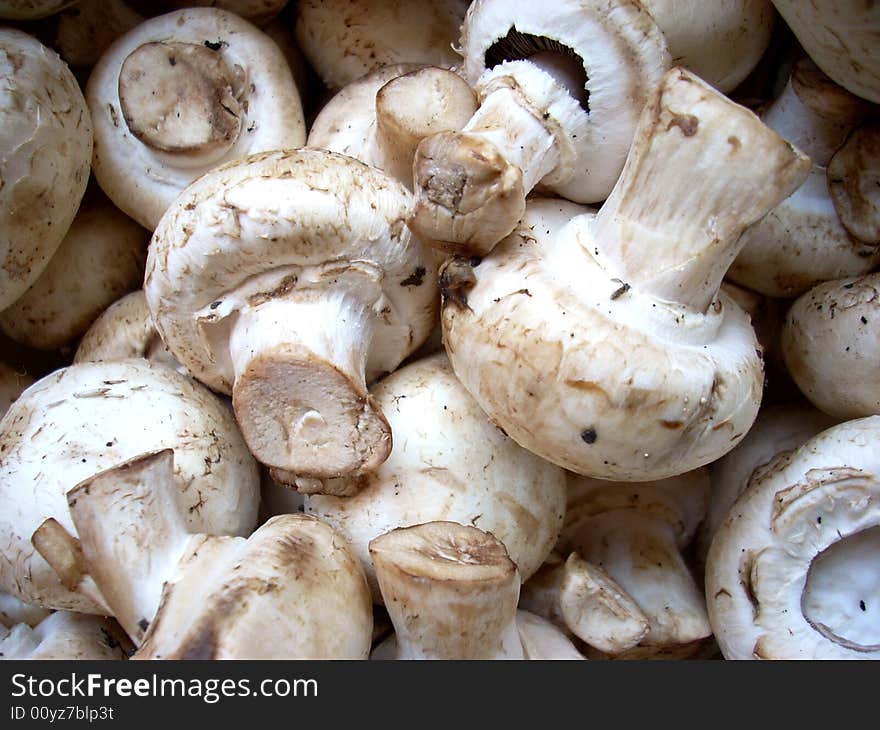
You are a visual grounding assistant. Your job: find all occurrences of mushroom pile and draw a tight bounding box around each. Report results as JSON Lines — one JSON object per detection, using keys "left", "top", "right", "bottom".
{"left": 1, "top": 0, "right": 878, "bottom": 662}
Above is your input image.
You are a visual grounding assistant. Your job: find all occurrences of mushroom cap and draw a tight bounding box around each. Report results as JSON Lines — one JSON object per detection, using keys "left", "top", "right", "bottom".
{"left": 0, "top": 0, "right": 73, "bottom": 19}
{"left": 0, "top": 185, "right": 149, "bottom": 351}
{"left": 53, "top": 0, "right": 146, "bottom": 70}
{"left": 0, "top": 358, "right": 260, "bottom": 613}
{"left": 441, "top": 198, "right": 763, "bottom": 480}
{"left": 0, "top": 611, "right": 132, "bottom": 659}
{"left": 145, "top": 148, "right": 438, "bottom": 395}
{"left": 306, "top": 353, "right": 567, "bottom": 600}
{"left": 459, "top": 0, "right": 671, "bottom": 203}
{"left": 87, "top": 7, "right": 306, "bottom": 230}
{"left": 781, "top": 273, "right": 880, "bottom": 419}
{"left": 0, "top": 28, "right": 92, "bottom": 312}
{"left": 0, "top": 361, "right": 34, "bottom": 418}
{"left": 828, "top": 123, "right": 880, "bottom": 246}
{"left": 136, "top": 514, "right": 373, "bottom": 659}
{"left": 705, "top": 416, "right": 880, "bottom": 659}
{"left": 165, "top": 0, "right": 290, "bottom": 27}
{"left": 294, "top": 0, "right": 469, "bottom": 90}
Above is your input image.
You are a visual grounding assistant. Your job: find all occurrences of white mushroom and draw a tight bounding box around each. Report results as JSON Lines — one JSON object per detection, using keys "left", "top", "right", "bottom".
{"left": 727, "top": 59, "right": 877, "bottom": 298}
{"left": 781, "top": 273, "right": 880, "bottom": 419}
{"left": 0, "top": 185, "right": 149, "bottom": 351}
{"left": 55, "top": 450, "right": 372, "bottom": 658}
{"left": 0, "top": 0, "right": 73, "bottom": 19}
{"left": 305, "top": 353, "right": 567, "bottom": 598}
{"left": 0, "top": 27, "right": 92, "bottom": 312}
{"left": 53, "top": 0, "right": 145, "bottom": 70}
{"left": 370, "top": 521, "right": 583, "bottom": 659}
{"left": 0, "top": 358, "right": 260, "bottom": 613}
{"left": 828, "top": 122, "right": 880, "bottom": 247}
{"left": 308, "top": 63, "right": 478, "bottom": 188}
{"left": 439, "top": 69, "right": 811, "bottom": 480}
{"left": 145, "top": 149, "right": 438, "bottom": 480}
{"left": 706, "top": 416, "right": 880, "bottom": 659}
{"left": 294, "top": 0, "right": 469, "bottom": 91}
{"left": 409, "top": 0, "right": 671, "bottom": 255}
{"left": 0, "top": 592, "right": 51, "bottom": 628}
{"left": 86, "top": 7, "right": 306, "bottom": 230}
{"left": 165, "top": 0, "right": 290, "bottom": 27}
{"left": 0, "top": 611, "right": 131, "bottom": 660}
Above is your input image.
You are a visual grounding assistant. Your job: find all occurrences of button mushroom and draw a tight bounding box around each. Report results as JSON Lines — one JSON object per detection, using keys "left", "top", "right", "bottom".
{"left": 305, "top": 352, "right": 567, "bottom": 598}
{"left": 440, "top": 69, "right": 811, "bottom": 480}
{"left": 0, "top": 358, "right": 260, "bottom": 613}
{"left": 706, "top": 416, "right": 880, "bottom": 659}
{"left": 0, "top": 611, "right": 132, "bottom": 660}
{"left": 0, "top": 0, "right": 73, "bottom": 19}
{"left": 827, "top": 122, "right": 880, "bottom": 247}
{"left": 0, "top": 27, "right": 92, "bottom": 312}
{"left": 86, "top": 7, "right": 306, "bottom": 230}
{"left": 145, "top": 148, "right": 438, "bottom": 480}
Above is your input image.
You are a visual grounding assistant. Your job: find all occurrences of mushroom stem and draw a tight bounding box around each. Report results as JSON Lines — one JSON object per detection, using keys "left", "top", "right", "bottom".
{"left": 228, "top": 290, "right": 391, "bottom": 478}
{"left": 591, "top": 68, "right": 810, "bottom": 312}
{"left": 370, "top": 522, "right": 524, "bottom": 659}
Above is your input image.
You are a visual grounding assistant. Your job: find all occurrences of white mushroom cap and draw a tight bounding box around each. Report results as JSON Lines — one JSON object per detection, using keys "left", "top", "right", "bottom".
{"left": 145, "top": 148, "right": 438, "bottom": 479}
{"left": 640, "top": 0, "right": 775, "bottom": 93}
{"left": 166, "top": 0, "right": 290, "bottom": 27}
{"left": 305, "top": 353, "right": 567, "bottom": 599}
{"left": 705, "top": 416, "right": 880, "bottom": 659}
{"left": 0, "top": 358, "right": 260, "bottom": 613}
{"left": 781, "top": 273, "right": 880, "bottom": 419}
{"left": 440, "top": 69, "right": 811, "bottom": 480}
{"left": 294, "top": 0, "right": 469, "bottom": 90}
{"left": 74, "top": 290, "right": 182, "bottom": 372}
{"left": 0, "top": 591, "right": 51, "bottom": 628}
{"left": 697, "top": 401, "right": 837, "bottom": 566}
{"left": 308, "top": 63, "right": 478, "bottom": 188}
{"left": 0, "top": 28, "right": 92, "bottom": 312}
{"left": 87, "top": 7, "right": 306, "bottom": 230}
{"left": 0, "top": 185, "right": 149, "bottom": 351}
{"left": 828, "top": 123, "right": 880, "bottom": 246}
{"left": 410, "top": 0, "right": 671, "bottom": 255}
{"left": 0, "top": 0, "right": 73, "bottom": 19}
{"left": 53, "top": 0, "right": 146, "bottom": 69}
{"left": 0, "top": 361, "right": 33, "bottom": 418}
{"left": 770, "top": 0, "right": 880, "bottom": 103}
{"left": 0, "top": 611, "right": 131, "bottom": 660}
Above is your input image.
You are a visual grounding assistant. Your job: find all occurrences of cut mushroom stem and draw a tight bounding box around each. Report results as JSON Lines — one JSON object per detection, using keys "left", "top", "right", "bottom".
{"left": 370, "top": 522, "right": 524, "bottom": 660}
{"left": 228, "top": 291, "right": 390, "bottom": 477}
{"left": 593, "top": 68, "right": 810, "bottom": 312}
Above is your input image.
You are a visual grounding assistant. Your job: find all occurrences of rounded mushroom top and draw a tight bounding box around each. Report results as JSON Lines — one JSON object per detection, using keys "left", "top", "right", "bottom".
{"left": 295, "top": 0, "right": 469, "bottom": 90}
{"left": 828, "top": 123, "right": 880, "bottom": 246}
{"left": 165, "top": 0, "right": 290, "bottom": 27}
{"left": 86, "top": 7, "right": 306, "bottom": 230}
{"left": 145, "top": 148, "right": 438, "bottom": 395}
{"left": 0, "top": 358, "right": 260, "bottom": 613}
{"left": 0, "top": 0, "right": 73, "bottom": 19}
{"left": 0, "top": 27, "right": 93, "bottom": 312}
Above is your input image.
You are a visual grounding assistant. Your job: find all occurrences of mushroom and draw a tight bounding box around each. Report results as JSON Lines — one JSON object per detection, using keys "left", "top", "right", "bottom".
{"left": 294, "top": 0, "right": 469, "bottom": 91}
{"left": 409, "top": 0, "right": 671, "bottom": 256}
{"left": 50, "top": 449, "right": 373, "bottom": 658}
{"left": 0, "top": 361, "right": 33, "bottom": 417}
{"left": 0, "top": 184, "right": 149, "bottom": 351}
{"left": 519, "top": 551, "right": 651, "bottom": 656}
{"left": 770, "top": 0, "right": 880, "bottom": 103}
{"left": 439, "top": 69, "right": 811, "bottom": 480}
{"left": 52, "top": 0, "right": 146, "bottom": 70}
{"left": 695, "top": 401, "right": 837, "bottom": 567}
{"left": 727, "top": 59, "right": 877, "bottom": 298}
{"left": 369, "top": 521, "right": 583, "bottom": 659}
{"left": 0, "top": 592, "right": 51, "bottom": 628}
{"left": 0, "top": 611, "right": 132, "bottom": 660}
{"left": 0, "top": 0, "right": 73, "bottom": 19}
{"left": 86, "top": 7, "right": 306, "bottom": 230}
{"left": 0, "top": 27, "right": 92, "bottom": 312}
{"left": 145, "top": 149, "right": 438, "bottom": 480}
{"left": 705, "top": 416, "right": 880, "bottom": 659}
{"left": 165, "top": 0, "right": 290, "bottom": 27}
{"left": 558, "top": 470, "right": 712, "bottom": 657}
{"left": 0, "top": 358, "right": 260, "bottom": 613}
{"left": 74, "top": 290, "right": 183, "bottom": 373}
{"left": 308, "top": 63, "right": 478, "bottom": 188}
{"left": 828, "top": 122, "right": 880, "bottom": 247}
{"left": 305, "top": 353, "right": 567, "bottom": 598}
{"left": 781, "top": 273, "right": 880, "bottom": 420}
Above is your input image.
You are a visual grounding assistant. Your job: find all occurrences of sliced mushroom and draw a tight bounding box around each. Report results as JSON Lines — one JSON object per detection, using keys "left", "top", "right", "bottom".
{"left": 308, "top": 63, "right": 478, "bottom": 188}
{"left": 0, "top": 358, "right": 260, "bottom": 613}
{"left": 305, "top": 353, "right": 567, "bottom": 597}
{"left": 0, "top": 184, "right": 149, "bottom": 351}
{"left": 87, "top": 7, "right": 306, "bottom": 230}
{"left": 53, "top": 450, "right": 372, "bottom": 658}
{"left": 439, "top": 69, "right": 810, "bottom": 480}
{"left": 781, "top": 273, "right": 880, "bottom": 419}
{"left": 295, "top": 0, "right": 469, "bottom": 91}
{"left": 0, "top": 28, "right": 92, "bottom": 312}
{"left": 706, "top": 416, "right": 880, "bottom": 659}
{"left": 145, "top": 149, "right": 438, "bottom": 480}
{"left": 410, "top": 0, "right": 671, "bottom": 256}
{"left": 0, "top": 611, "right": 132, "bottom": 660}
